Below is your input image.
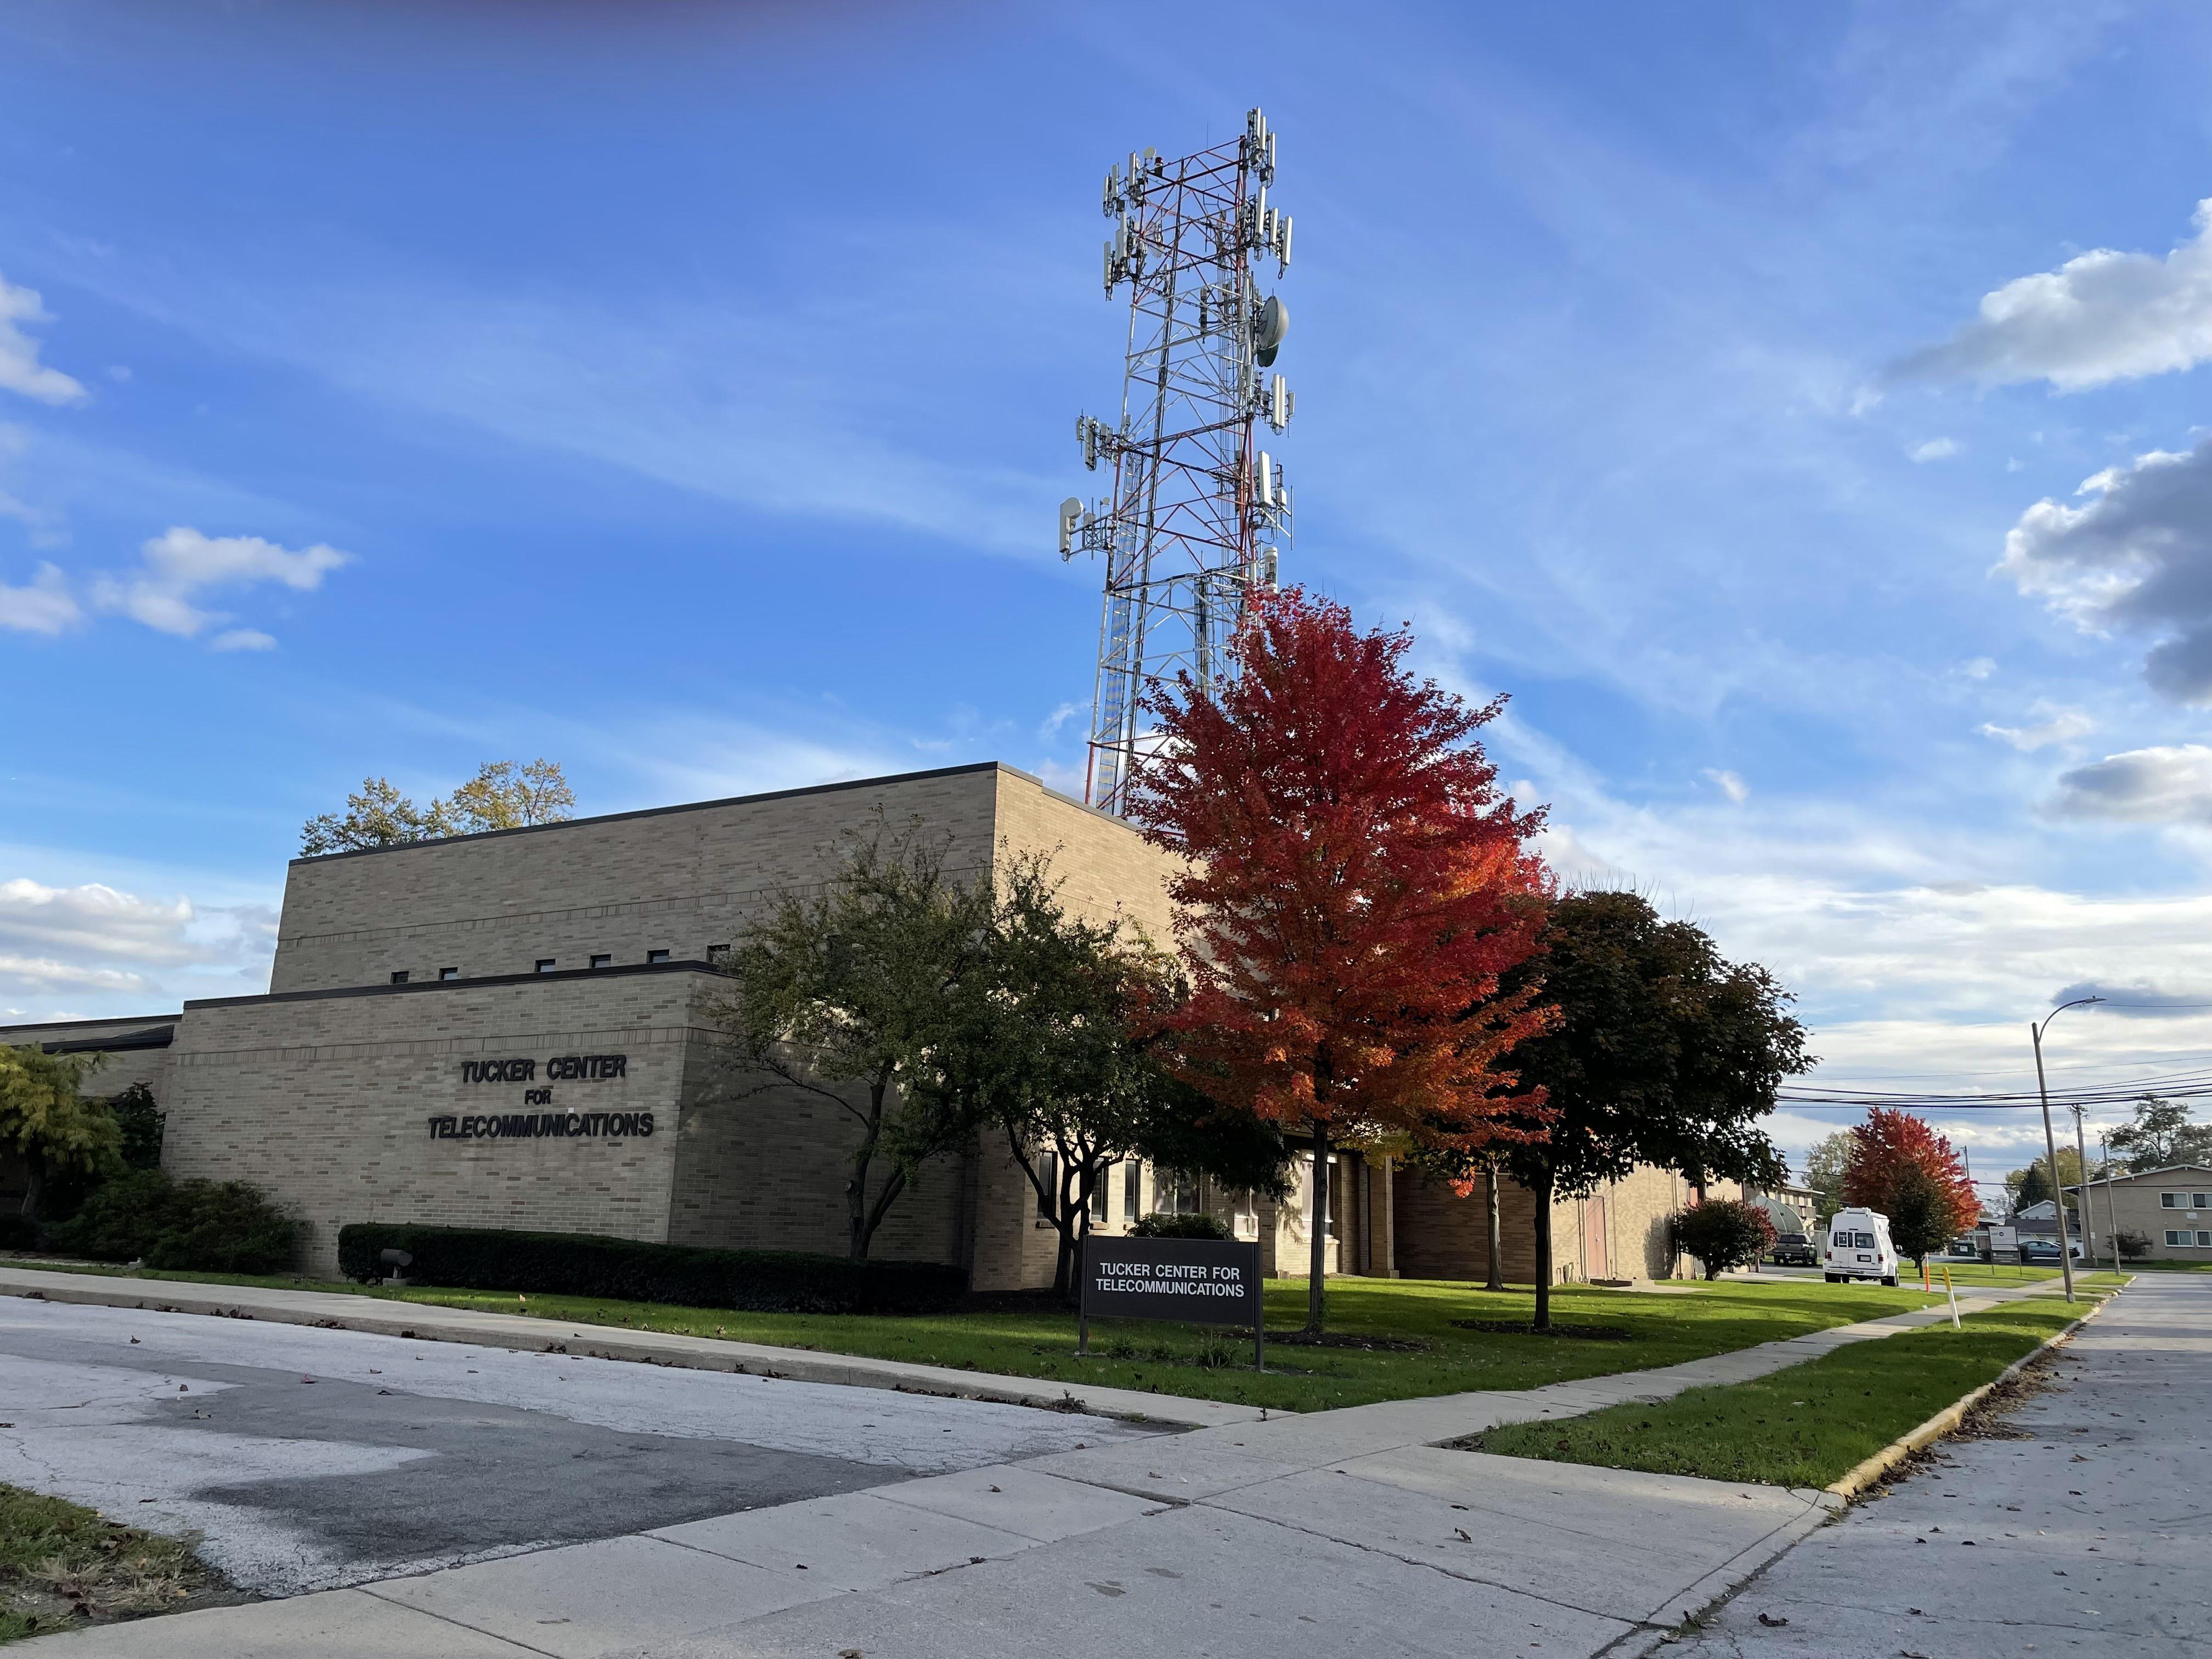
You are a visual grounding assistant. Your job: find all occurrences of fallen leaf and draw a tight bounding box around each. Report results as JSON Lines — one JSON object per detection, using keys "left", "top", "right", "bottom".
{"left": 1757, "top": 1613, "right": 1789, "bottom": 1628}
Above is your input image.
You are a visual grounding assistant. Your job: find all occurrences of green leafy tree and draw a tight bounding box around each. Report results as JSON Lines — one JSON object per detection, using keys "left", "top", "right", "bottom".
{"left": 1669, "top": 1198, "right": 1775, "bottom": 1279}
{"left": 107, "top": 1083, "right": 165, "bottom": 1170}
{"left": 1802, "top": 1131, "right": 1853, "bottom": 1224}
{"left": 442, "top": 759, "right": 576, "bottom": 833}
{"left": 2005, "top": 1146, "right": 2100, "bottom": 1218}
{"left": 2109, "top": 1094, "right": 2212, "bottom": 1173}
{"left": 1474, "top": 890, "right": 1804, "bottom": 1329}
{"left": 710, "top": 815, "right": 995, "bottom": 1260}
{"left": 1886, "top": 1162, "right": 1954, "bottom": 1272}
{"left": 301, "top": 760, "right": 576, "bottom": 854}
{"left": 0, "top": 1047, "right": 123, "bottom": 1221}
{"left": 931, "top": 855, "right": 1289, "bottom": 1298}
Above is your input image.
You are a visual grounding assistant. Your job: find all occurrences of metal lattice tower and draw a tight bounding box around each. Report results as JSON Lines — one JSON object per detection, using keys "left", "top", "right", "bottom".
{"left": 1058, "top": 107, "right": 1295, "bottom": 816}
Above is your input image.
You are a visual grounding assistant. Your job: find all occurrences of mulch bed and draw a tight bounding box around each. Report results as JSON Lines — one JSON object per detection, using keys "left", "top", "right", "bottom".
{"left": 1449, "top": 1318, "right": 1633, "bottom": 1341}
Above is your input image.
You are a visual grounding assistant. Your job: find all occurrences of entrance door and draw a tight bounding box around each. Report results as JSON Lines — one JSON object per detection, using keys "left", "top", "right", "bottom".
{"left": 1581, "top": 1194, "right": 1610, "bottom": 1281}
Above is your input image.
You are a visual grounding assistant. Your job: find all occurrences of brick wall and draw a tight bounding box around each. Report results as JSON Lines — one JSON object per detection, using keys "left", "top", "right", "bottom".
{"left": 165, "top": 970, "right": 707, "bottom": 1276}
{"left": 1392, "top": 1162, "right": 1703, "bottom": 1283}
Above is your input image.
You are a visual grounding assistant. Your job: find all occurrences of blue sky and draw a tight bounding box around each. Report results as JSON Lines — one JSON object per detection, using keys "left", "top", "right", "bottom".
{"left": 7, "top": 1, "right": 2212, "bottom": 1184}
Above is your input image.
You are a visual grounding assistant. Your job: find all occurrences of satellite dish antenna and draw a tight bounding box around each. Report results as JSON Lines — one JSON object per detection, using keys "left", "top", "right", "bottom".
{"left": 1253, "top": 295, "right": 1288, "bottom": 367}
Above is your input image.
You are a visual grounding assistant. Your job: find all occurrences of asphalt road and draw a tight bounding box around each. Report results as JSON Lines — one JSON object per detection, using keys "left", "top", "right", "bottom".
{"left": 1670, "top": 1271, "right": 2211, "bottom": 1658}
{"left": 0, "top": 1296, "right": 1155, "bottom": 1599}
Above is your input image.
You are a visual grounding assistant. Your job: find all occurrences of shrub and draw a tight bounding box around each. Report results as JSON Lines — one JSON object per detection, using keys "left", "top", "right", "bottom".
{"left": 46, "top": 1170, "right": 298, "bottom": 1274}
{"left": 109, "top": 1084, "right": 166, "bottom": 1170}
{"left": 1131, "top": 1211, "right": 1232, "bottom": 1240}
{"left": 0, "top": 1214, "right": 36, "bottom": 1250}
{"left": 2115, "top": 1228, "right": 2154, "bottom": 1261}
{"left": 335, "top": 1223, "right": 967, "bottom": 1314}
{"left": 1669, "top": 1198, "right": 1776, "bottom": 1279}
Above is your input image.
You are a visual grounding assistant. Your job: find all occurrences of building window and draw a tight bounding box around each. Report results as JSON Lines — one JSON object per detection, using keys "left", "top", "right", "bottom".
{"left": 390, "top": 971, "right": 409, "bottom": 985}
{"left": 2163, "top": 1193, "right": 2182, "bottom": 1208}
{"left": 1090, "top": 1167, "right": 1109, "bottom": 1223}
{"left": 535, "top": 959, "right": 556, "bottom": 974}
{"left": 1124, "top": 1160, "right": 1143, "bottom": 1223}
{"left": 589, "top": 954, "right": 611, "bottom": 969}
{"left": 2198, "top": 1193, "right": 2212, "bottom": 1210}
{"left": 707, "top": 944, "right": 733, "bottom": 967}
{"left": 1035, "top": 1150, "right": 1058, "bottom": 1220}
{"left": 439, "top": 967, "right": 459, "bottom": 981}
{"left": 1229, "top": 1190, "right": 1259, "bottom": 1239}
{"left": 647, "top": 949, "right": 670, "bottom": 964}
{"left": 1159, "top": 1169, "right": 1202, "bottom": 1215}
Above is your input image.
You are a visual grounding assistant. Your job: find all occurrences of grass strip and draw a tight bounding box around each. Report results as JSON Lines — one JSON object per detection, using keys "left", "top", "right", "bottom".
{"left": 0, "top": 1483, "right": 208, "bottom": 1643}
{"left": 1, "top": 1256, "right": 2103, "bottom": 1414}
{"left": 1460, "top": 1298, "right": 2093, "bottom": 1489}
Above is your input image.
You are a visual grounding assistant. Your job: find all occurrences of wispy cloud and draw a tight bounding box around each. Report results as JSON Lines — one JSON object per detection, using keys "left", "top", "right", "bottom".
{"left": 0, "top": 274, "right": 88, "bottom": 407}
{"left": 0, "top": 562, "right": 79, "bottom": 634}
{"left": 1891, "top": 198, "right": 2212, "bottom": 390}
{"left": 1977, "top": 702, "right": 2092, "bottom": 752}
{"left": 92, "top": 526, "right": 348, "bottom": 645}
{"left": 1910, "top": 436, "right": 1960, "bottom": 462}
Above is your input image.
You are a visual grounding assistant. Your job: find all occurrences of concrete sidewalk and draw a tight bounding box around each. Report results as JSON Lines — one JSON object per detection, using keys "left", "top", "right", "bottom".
{"left": 1658, "top": 1271, "right": 2204, "bottom": 1659}
{"left": 14, "top": 1271, "right": 2103, "bottom": 1656}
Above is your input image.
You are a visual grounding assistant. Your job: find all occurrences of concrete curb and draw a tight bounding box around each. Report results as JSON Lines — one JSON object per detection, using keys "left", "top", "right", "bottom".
{"left": 1820, "top": 1286, "right": 2115, "bottom": 1502}
{"left": 0, "top": 1266, "right": 1265, "bottom": 1431}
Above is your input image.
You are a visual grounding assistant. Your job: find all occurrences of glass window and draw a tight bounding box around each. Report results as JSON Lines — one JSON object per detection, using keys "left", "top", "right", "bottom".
{"left": 589, "top": 954, "right": 611, "bottom": 969}
{"left": 390, "top": 971, "right": 409, "bottom": 985}
{"left": 2166, "top": 1230, "right": 2187, "bottom": 1245}
{"left": 646, "top": 949, "right": 670, "bottom": 964}
{"left": 1124, "top": 1161, "right": 1142, "bottom": 1223}
{"left": 2194, "top": 1193, "right": 2211, "bottom": 1209}
{"left": 439, "top": 967, "right": 458, "bottom": 981}
{"left": 2163, "top": 1193, "right": 2182, "bottom": 1208}
{"left": 2199, "top": 1231, "right": 2212, "bottom": 1248}
{"left": 1161, "top": 1169, "right": 1203, "bottom": 1215}
{"left": 1035, "top": 1151, "right": 1057, "bottom": 1218}
{"left": 707, "top": 944, "right": 733, "bottom": 967}
{"left": 535, "top": 959, "right": 556, "bottom": 974}
{"left": 1090, "top": 1168, "right": 1109, "bottom": 1223}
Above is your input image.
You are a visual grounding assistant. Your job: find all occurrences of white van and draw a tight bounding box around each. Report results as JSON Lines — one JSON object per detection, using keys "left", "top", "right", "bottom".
{"left": 1822, "top": 1207, "right": 1899, "bottom": 1286}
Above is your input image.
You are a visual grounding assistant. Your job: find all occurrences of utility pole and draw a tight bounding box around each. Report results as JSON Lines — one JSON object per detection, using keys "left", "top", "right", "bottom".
{"left": 2029, "top": 997, "right": 2102, "bottom": 1304}
{"left": 2101, "top": 1133, "right": 2123, "bottom": 1269}
{"left": 2069, "top": 1104, "right": 2095, "bottom": 1268}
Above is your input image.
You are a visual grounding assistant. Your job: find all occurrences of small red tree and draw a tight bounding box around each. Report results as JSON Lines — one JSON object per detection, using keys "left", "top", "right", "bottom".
{"left": 1842, "top": 1107, "right": 1978, "bottom": 1265}
{"left": 1126, "top": 588, "right": 1555, "bottom": 1333}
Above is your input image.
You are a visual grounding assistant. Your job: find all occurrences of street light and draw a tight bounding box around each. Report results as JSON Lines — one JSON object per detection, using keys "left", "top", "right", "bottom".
{"left": 2030, "top": 997, "right": 2102, "bottom": 1302}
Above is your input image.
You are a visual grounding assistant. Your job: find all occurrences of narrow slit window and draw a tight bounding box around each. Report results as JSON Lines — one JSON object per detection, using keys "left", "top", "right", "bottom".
{"left": 589, "top": 954, "right": 611, "bottom": 969}
{"left": 646, "top": 949, "right": 670, "bottom": 964}
{"left": 439, "top": 967, "right": 459, "bottom": 981}
{"left": 390, "top": 971, "right": 409, "bottom": 985}
{"left": 535, "top": 959, "right": 556, "bottom": 974}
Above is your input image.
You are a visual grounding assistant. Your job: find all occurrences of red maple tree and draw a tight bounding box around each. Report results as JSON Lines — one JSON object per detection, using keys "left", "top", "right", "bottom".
{"left": 1842, "top": 1107, "right": 1979, "bottom": 1263}
{"left": 1126, "top": 588, "right": 1555, "bottom": 1331}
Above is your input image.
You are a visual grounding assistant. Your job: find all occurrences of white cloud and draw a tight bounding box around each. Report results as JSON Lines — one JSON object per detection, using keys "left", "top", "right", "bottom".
{"left": 1976, "top": 702, "right": 2092, "bottom": 752}
{"left": 1997, "top": 439, "right": 2212, "bottom": 703}
{"left": 1040, "top": 701, "right": 1084, "bottom": 740}
{"left": 0, "top": 563, "right": 79, "bottom": 634}
{"left": 1702, "top": 767, "right": 1750, "bottom": 803}
{"left": 2049, "top": 744, "right": 2212, "bottom": 823}
{"left": 1957, "top": 656, "right": 1997, "bottom": 680}
{"left": 0, "top": 877, "right": 202, "bottom": 966}
{"left": 92, "top": 526, "right": 348, "bottom": 643}
{"left": 1910, "top": 437, "right": 1960, "bottom": 462}
{"left": 1893, "top": 198, "right": 2212, "bottom": 390}
{"left": 0, "top": 274, "right": 88, "bottom": 407}
{"left": 0, "top": 954, "right": 152, "bottom": 995}
{"left": 211, "top": 628, "right": 276, "bottom": 652}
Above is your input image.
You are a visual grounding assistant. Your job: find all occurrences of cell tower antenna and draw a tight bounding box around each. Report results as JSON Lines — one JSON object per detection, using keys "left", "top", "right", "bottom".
{"left": 1062, "top": 106, "right": 1295, "bottom": 816}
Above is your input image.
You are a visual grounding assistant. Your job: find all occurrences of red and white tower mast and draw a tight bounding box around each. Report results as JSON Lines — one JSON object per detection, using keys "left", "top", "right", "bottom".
{"left": 1060, "top": 107, "right": 1295, "bottom": 816}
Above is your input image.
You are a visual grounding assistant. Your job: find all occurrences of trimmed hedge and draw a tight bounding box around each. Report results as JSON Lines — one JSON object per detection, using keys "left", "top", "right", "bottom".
{"left": 336, "top": 1223, "right": 968, "bottom": 1315}
{"left": 1132, "top": 1211, "right": 1232, "bottom": 1240}
{"left": 46, "top": 1170, "right": 299, "bottom": 1274}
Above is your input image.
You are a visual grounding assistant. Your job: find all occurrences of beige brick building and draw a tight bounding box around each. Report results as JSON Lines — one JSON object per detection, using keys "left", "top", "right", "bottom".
{"left": 2068, "top": 1165, "right": 2212, "bottom": 1264}
{"left": 5, "top": 760, "right": 1707, "bottom": 1289}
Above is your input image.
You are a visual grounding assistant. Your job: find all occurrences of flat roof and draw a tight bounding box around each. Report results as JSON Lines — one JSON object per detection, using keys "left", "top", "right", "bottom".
{"left": 287, "top": 759, "right": 1130, "bottom": 867}
{"left": 183, "top": 957, "right": 720, "bottom": 1011}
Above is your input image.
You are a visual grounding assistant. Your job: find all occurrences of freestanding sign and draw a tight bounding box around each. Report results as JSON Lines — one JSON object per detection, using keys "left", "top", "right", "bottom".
{"left": 1077, "top": 1234, "right": 1266, "bottom": 1370}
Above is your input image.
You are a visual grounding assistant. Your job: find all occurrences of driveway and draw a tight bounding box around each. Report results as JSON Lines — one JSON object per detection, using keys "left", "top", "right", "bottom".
{"left": 0, "top": 1297, "right": 1154, "bottom": 1598}
{"left": 1667, "top": 1271, "right": 2211, "bottom": 1658}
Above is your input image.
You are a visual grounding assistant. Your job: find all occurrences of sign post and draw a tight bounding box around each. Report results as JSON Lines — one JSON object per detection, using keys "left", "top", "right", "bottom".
{"left": 1077, "top": 1234, "right": 1266, "bottom": 1370}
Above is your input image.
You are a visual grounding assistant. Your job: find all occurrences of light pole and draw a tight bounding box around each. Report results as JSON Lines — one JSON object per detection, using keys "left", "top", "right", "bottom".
{"left": 2101, "top": 1133, "right": 2122, "bottom": 1270}
{"left": 2030, "top": 997, "right": 2102, "bottom": 1302}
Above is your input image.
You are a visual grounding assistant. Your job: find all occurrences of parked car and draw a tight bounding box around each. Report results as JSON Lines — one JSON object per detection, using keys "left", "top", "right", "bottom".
{"left": 1769, "top": 1231, "right": 1817, "bottom": 1267}
{"left": 2017, "top": 1237, "right": 2085, "bottom": 1265}
{"left": 1822, "top": 1206, "right": 1899, "bottom": 1285}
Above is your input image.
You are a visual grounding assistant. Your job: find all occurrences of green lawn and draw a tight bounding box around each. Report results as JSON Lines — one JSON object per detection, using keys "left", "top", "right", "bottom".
{"left": 1462, "top": 1297, "right": 2094, "bottom": 1488}
{"left": 4, "top": 1255, "right": 2096, "bottom": 1413}
{"left": 0, "top": 1483, "right": 207, "bottom": 1643}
